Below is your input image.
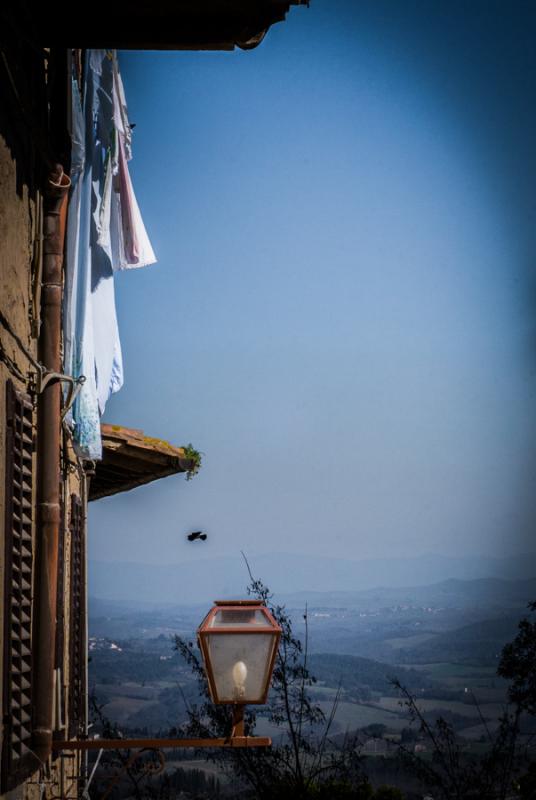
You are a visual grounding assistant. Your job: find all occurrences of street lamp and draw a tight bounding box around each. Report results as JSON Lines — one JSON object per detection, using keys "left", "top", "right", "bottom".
{"left": 55, "top": 599, "right": 280, "bottom": 760}
{"left": 197, "top": 599, "right": 281, "bottom": 736}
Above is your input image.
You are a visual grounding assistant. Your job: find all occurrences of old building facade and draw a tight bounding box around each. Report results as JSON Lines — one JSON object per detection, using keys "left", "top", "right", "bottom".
{"left": 0, "top": 4, "right": 304, "bottom": 797}
{"left": 0, "top": 113, "right": 88, "bottom": 795}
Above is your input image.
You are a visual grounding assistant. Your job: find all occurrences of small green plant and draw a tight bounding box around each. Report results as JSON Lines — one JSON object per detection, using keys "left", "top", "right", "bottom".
{"left": 181, "top": 443, "right": 202, "bottom": 480}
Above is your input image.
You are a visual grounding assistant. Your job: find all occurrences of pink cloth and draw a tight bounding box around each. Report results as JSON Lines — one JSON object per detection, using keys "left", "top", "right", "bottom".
{"left": 117, "top": 133, "right": 140, "bottom": 264}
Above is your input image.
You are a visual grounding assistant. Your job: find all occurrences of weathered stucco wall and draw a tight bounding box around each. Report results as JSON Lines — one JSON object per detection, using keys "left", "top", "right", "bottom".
{"left": 0, "top": 134, "right": 86, "bottom": 799}
{"left": 0, "top": 136, "right": 36, "bottom": 348}
{"left": 0, "top": 135, "right": 38, "bottom": 799}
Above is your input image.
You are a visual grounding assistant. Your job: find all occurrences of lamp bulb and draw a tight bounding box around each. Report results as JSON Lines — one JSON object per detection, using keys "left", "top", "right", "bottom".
{"left": 232, "top": 660, "right": 247, "bottom": 699}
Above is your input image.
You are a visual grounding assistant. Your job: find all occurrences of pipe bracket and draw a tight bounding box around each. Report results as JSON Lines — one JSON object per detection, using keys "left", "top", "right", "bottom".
{"left": 34, "top": 367, "right": 86, "bottom": 418}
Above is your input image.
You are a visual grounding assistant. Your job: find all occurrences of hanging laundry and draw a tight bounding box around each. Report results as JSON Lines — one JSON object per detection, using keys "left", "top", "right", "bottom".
{"left": 63, "top": 50, "right": 156, "bottom": 460}
{"left": 98, "top": 55, "right": 156, "bottom": 271}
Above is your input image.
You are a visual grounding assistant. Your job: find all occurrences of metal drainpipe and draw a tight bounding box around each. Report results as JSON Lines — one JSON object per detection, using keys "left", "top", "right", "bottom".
{"left": 32, "top": 165, "right": 70, "bottom": 765}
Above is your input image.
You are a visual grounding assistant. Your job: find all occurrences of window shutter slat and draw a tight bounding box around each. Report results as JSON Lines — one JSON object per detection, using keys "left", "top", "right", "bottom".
{"left": 2, "top": 381, "right": 36, "bottom": 792}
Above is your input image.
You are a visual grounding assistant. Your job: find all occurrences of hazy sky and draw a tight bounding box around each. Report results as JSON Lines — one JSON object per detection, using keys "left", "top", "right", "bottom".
{"left": 89, "top": 0, "right": 536, "bottom": 568}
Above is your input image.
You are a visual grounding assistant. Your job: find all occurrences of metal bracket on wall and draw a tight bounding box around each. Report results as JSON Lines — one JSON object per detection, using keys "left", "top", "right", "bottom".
{"left": 53, "top": 736, "right": 272, "bottom": 752}
{"left": 54, "top": 734, "right": 271, "bottom": 800}
{"left": 34, "top": 368, "right": 86, "bottom": 419}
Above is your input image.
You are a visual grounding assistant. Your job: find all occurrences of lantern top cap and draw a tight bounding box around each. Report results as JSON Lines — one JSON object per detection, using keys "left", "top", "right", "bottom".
{"left": 198, "top": 601, "right": 282, "bottom": 635}
{"left": 214, "top": 599, "right": 264, "bottom": 607}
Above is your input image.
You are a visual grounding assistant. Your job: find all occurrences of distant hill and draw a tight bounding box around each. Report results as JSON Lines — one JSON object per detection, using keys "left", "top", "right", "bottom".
{"left": 308, "top": 653, "right": 432, "bottom": 694}
{"left": 279, "top": 577, "right": 536, "bottom": 610}
{"left": 88, "top": 551, "right": 536, "bottom": 605}
{"left": 396, "top": 614, "right": 523, "bottom": 666}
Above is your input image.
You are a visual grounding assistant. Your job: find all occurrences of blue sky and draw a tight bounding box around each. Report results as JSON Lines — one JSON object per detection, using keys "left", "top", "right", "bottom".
{"left": 89, "top": 0, "right": 536, "bottom": 569}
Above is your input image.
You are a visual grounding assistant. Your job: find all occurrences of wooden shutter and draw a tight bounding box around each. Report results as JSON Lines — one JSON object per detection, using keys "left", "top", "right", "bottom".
{"left": 2, "top": 381, "right": 35, "bottom": 791}
{"left": 68, "top": 494, "right": 86, "bottom": 739}
{"left": 53, "top": 491, "right": 66, "bottom": 743}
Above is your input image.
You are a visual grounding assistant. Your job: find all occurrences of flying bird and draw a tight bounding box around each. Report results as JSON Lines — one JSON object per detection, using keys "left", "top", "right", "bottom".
{"left": 187, "top": 531, "right": 207, "bottom": 542}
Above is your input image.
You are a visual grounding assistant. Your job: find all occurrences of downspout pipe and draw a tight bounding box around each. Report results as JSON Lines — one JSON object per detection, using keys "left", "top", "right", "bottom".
{"left": 32, "top": 165, "right": 70, "bottom": 766}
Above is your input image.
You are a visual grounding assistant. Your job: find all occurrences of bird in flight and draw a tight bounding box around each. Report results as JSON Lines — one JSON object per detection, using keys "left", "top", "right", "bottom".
{"left": 187, "top": 531, "right": 207, "bottom": 542}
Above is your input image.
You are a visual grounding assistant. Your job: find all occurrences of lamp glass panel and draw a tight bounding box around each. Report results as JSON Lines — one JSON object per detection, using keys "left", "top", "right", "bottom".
{"left": 205, "top": 632, "right": 276, "bottom": 703}
{"left": 209, "top": 608, "right": 269, "bottom": 628}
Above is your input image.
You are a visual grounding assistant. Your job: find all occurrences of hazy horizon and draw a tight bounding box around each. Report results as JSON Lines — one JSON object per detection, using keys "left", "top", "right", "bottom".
{"left": 89, "top": 0, "right": 536, "bottom": 570}
{"left": 89, "top": 547, "right": 536, "bottom": 568}
{"left": 88, "top": 550, "right": 536, "bottom": 607}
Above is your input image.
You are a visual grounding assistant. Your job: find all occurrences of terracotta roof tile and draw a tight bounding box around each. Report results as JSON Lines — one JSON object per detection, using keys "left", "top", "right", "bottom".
{"left": 89, "top": 424, "right": 197, "bottom": 501}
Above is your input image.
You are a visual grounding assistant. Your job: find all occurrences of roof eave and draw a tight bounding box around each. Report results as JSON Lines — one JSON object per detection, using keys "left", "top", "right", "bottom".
{"left": 88, "top": 424, "right": 198, "bottom": 502}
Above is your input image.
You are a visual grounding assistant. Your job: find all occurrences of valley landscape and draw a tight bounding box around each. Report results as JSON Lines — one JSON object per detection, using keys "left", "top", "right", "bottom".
{"left": 88, "top": 553, "right": 536, "bottom": 796}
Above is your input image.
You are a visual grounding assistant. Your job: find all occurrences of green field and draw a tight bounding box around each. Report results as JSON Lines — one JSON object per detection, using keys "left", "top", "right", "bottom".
{"left": 400, "top": 661, "right": 509, "bottom": 699}
{"left": 318, "top": 700, "right": 408, "bottom": 732}
{"left": 384, "top": 633, "right": 437, "bottom": 649}
{"left": 376, "top": 695, "right": 504, "bottom": 720}
{"left": 95, "top": 681, "right": 160, "bottom": 700}
{"left": 102, "top": 696, "right": 157, "bottom": 724}
{"left": 405, "top": 662, "right": 499, "bottom": 680}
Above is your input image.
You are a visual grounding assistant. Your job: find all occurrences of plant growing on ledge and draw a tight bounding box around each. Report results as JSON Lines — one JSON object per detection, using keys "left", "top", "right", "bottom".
{"left": 181, "top": 443, "right": 202, "bottom": 480}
